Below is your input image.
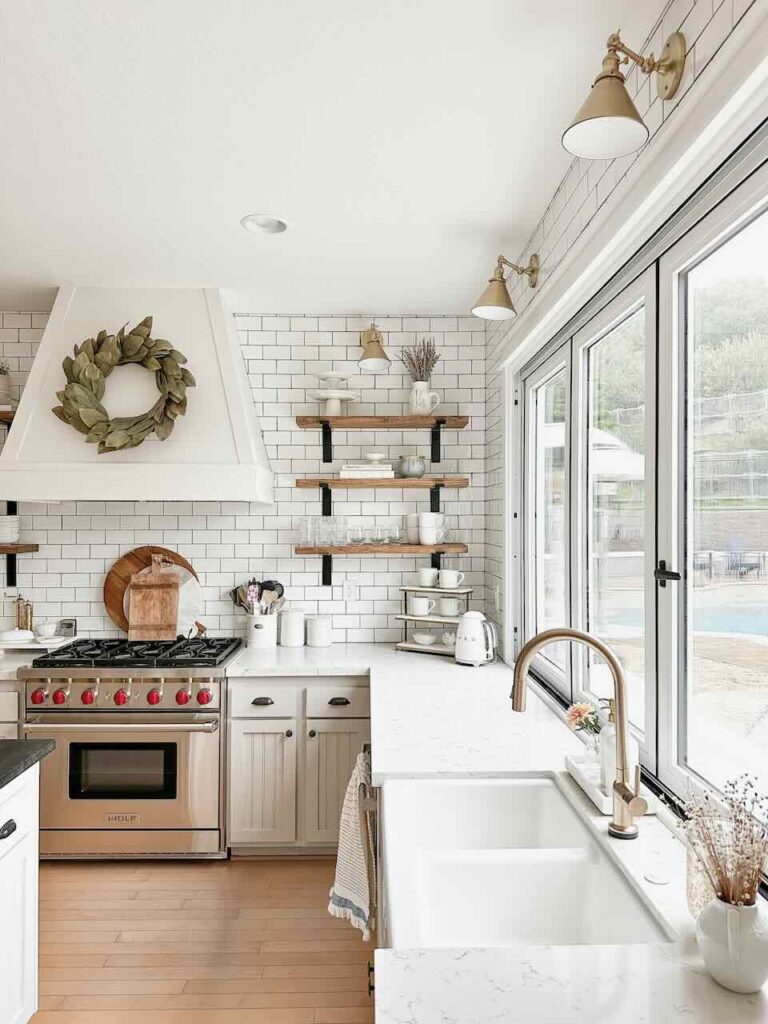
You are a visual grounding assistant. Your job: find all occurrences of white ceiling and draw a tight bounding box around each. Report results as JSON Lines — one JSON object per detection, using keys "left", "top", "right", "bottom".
{"left": 0, "top": 1, "right": 654, "bottom": 313}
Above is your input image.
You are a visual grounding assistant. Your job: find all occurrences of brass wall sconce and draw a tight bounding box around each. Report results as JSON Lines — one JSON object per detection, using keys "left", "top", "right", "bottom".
{"left": 563, "top": 31, "right": 686, "bottom": 160}
{"left": 358, "top": 322, "right": 391, "bottom": 372}
{"left": 471, "top": 253, "right": 539, "bottom": 321}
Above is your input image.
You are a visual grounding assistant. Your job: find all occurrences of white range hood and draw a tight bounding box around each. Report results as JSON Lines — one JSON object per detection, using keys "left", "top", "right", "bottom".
{"left": 0, "top": 286, "right": 274, "bottom": 503}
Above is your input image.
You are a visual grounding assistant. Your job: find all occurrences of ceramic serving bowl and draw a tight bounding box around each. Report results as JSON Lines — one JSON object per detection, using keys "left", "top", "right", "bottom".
{"left": 365, "top": 452, "right": 387, "bottom": 463}
{"left": 412, "top": 632, "right": 436, "bottom": 647}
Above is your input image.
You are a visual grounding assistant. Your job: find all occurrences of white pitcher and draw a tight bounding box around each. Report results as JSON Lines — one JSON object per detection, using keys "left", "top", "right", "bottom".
{"left": 409, "top": 381, "right": 439, "bottom": 414}
{"left": 696, "top": 897, "right": 768, "bottom": 993}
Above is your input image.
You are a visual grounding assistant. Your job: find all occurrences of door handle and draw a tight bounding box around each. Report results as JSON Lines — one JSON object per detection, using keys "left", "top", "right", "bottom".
{"left": 654, "top": 560, "right": 682, "bottom": 587}
{"left": 23, "top": 720, "right": 219, "bottom": 733}
{"left": 0, "top": 819, "right": 17, "bottom": 841}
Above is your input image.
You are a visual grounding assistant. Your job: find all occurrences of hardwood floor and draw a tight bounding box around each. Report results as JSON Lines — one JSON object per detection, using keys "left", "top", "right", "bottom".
{"left": 32, "top": 857, "right": 374, "bottom": 1024}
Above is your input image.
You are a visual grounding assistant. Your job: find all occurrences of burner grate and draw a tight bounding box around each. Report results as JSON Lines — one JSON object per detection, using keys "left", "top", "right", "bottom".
{"left": 33, "top": 636, "right": 242, "bottom": 669}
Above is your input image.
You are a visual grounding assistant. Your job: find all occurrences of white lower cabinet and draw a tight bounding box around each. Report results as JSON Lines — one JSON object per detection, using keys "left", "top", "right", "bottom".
{"left": 227, "top": 677, "right": 370, "bottom": 849}
{"left": 228, "top": 719, "right": 297, "bottom": 844}
{"left": 303, "top": 718, "right": 370, "bottom": 845}
{"left": 0, "top": 765, "right": 40, "bottom": 1024}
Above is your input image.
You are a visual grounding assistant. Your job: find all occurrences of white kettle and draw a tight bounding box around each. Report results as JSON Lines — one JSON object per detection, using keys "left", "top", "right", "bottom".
{"left": 454, "top": 610, "right": 497, "bottom": 667}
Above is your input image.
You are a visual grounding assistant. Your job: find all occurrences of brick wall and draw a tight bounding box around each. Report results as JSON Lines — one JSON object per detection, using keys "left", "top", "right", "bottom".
{"left": 0, "top": 312, "right": 486, "bottom": 641}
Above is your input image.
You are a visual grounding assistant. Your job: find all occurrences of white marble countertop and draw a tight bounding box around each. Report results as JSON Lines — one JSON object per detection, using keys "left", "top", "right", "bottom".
{"left": 374, "top": 944, "right": 768, "bottom": 1023}
{"left": 227, "top": 643, "right": 582, "bottom": 784}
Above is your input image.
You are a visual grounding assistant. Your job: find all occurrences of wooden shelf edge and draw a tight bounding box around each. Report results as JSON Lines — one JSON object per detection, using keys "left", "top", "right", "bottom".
{"left": 294, "top": 543, "right": 468, "bottom": 556}
{"left": 295, "top": 476, "right": 469, "bottom": 489}
{"left": 0, "top": 543, "right": 38, "bottom": 554}
{"left": 295, "top": 414, "right": 469, "bottom": 429}
{"left": 0, "top": 410, "right": 15, "bottom": 424}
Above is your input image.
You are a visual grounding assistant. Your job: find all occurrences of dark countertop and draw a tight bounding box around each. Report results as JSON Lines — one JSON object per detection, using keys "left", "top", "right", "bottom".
{"left": 0, "top": 739, "right": 55, "bottom": 791}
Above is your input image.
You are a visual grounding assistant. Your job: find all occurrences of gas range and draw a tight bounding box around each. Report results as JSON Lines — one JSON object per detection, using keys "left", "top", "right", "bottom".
{"left": 18, "top": 636, "right": 242, "bottom": 856}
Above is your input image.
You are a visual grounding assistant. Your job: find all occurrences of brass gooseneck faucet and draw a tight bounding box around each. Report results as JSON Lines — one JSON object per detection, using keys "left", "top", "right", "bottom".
{"left": 511, "top": 627, "right": 648, "bottom": 839}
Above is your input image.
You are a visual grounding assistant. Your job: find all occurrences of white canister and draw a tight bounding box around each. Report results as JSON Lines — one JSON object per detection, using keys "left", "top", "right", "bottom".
{"left": 247, "top": 613, "right": 277, "bottom": 649}
{"left": 307, "top": 615, "right": 333, "bottom": 647}
{"left": 280, "top": 608, "right": 306, "bottom": 647}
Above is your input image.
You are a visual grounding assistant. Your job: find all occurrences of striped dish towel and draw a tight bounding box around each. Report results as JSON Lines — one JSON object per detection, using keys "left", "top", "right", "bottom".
{"left": 328, "top": 749, "right": 375, "bottom": 940}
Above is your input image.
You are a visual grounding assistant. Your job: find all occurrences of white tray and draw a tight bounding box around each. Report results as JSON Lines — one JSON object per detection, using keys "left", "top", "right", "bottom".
{"left": 396, "top": 641, "right": 455, "bottom": 657}
{"left": 565, "top": 753, "right": 658, "bottom": 816}
{"left": 0, "top": 637, "right": 73, "bottom": 652}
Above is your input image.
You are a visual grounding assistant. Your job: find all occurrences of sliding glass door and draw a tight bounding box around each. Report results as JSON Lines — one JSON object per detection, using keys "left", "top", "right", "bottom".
{"left": 659, "top": 163, "right": 768, "bottom": 798}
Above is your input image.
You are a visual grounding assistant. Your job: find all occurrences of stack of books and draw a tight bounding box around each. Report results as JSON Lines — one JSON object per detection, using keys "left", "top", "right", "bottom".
{"left": 339, "top": 462, "right": 395, "bottom": 479}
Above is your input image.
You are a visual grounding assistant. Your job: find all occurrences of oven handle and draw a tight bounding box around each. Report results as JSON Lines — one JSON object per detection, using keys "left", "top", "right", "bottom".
{"left": 23, "top": 719, "right": 219, "bottom": 733}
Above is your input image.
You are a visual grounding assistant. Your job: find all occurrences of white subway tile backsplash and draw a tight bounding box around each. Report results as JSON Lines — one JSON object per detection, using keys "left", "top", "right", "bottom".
{"left": 1, "top": 309, "right": 486, "bottom": 642}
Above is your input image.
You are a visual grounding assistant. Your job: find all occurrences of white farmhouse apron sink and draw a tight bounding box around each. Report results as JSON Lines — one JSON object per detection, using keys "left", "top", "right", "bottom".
{"left": 382, "top": 776, "right": 672, "bottom": 949}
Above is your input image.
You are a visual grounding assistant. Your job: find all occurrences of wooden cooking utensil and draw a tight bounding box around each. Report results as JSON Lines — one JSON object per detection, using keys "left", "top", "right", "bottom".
{"left": 104, "top": 545, "right": 201, "bottom": 634}
{"left": 127, "top": 555, "right": 180, "bottom": 641}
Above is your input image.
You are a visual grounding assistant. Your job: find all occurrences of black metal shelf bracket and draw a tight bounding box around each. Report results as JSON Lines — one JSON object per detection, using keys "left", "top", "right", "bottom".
{"left": 430, "top": 417, "right": 447, "bottom": 463}
{"left": 321, "top": 420, "right": 333, "bottom": 463}
{"left": 321, "top": 553, "right": 333, "bottom": 587}
{"left": 320, "top": 483, "right": 332, "bottom": 516}
{"left": 429, "top": 484, "right": 442, "bottom": 513}
{"left": 5, "top": 500, "right": 17, "bottom": 588}
{"left": 430, "top": 551, "right": 442, "bottom": 571}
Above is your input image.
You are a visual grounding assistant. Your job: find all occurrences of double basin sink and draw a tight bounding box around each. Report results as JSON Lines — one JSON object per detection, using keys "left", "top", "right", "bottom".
{"left": 382, "top": 776, "right": 673, "bottom": 948}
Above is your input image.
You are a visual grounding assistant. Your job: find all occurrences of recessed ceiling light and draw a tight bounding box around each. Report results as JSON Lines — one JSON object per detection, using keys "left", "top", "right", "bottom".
{"left": 240, "top": 214, "right": 287, "bottom": 235}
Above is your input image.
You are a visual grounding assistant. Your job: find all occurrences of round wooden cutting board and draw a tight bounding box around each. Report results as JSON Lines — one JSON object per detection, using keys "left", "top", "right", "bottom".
{"left": 104, "top": 545, "right": 199, "bottom": 634}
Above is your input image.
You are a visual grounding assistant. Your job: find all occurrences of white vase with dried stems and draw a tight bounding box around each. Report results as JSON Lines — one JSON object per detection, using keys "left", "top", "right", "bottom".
{"left": 399, "top": 337, "right": 440, "bottom": 415}
{"left": 682, "top": 775, "right": 768, "bottom": 993}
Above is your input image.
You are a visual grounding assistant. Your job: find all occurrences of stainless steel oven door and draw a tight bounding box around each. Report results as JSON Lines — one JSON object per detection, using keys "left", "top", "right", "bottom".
{"left": 24, "top": 713, "right": 220, "bottom": 831}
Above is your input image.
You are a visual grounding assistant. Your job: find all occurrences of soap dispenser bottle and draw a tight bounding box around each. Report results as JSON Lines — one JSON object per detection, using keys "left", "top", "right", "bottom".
{"left": 599, "top": 698, "right": 639, "bottom": 795}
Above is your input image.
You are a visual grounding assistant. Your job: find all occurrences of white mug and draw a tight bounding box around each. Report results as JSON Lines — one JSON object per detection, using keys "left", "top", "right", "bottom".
{"left": 410, "top": 596, "right": 436, "bottom": 616}
{"left": 419, "top": 527, "right": 438, "bottom": 545}
{"left": 416, "top": 567, "right": 439, "bottom": 587}
{"left": 438, "top": 597, "right": 460, "bottom": 616}
{"left": 438, "top": 569, "right": 465, "bottom": 589}
{"left": 404, "top": 512, "right": 420, "bottom": 543}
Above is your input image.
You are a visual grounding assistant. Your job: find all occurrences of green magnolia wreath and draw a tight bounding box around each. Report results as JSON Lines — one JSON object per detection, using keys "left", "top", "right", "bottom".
{"left": 52, "top": 316, "right": 195, "bottom": 454}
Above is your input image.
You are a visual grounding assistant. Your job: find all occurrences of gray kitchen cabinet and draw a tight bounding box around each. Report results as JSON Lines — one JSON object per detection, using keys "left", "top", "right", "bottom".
{"left": 228, "top": 718, "right": 297, "bottom": 845}
{"left": 302, "top": 718, "right": 370, "bottom": 845}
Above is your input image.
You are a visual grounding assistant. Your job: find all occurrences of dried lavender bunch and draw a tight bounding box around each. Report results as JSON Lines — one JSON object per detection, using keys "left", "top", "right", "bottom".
{"left": 398, "top": 336, "right": 440, "bottom": 382}
{"left": 682, "top": 774, "right": 768, "bottom": 906}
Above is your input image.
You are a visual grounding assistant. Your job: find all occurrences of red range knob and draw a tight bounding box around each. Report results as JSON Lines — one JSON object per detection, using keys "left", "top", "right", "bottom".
{"left": 52, "top": 688, "right": 68, "bottom": 705}
{"left": 147, "top": 688, "right": 162, "bottom": 706}
{"left": 196, "top": 688, "right": 213, "bottom": 705}
{"left": 30, "top": 688, "right": 46, "bottom": 705}
{"left": 175, "top": 689, "right": 191, "bottom": 705}
{"left": 81, "top": 688, "right": 97, "bottom": 705}
{"left": 114, "top": 689, "right": 129, "bottom": 706}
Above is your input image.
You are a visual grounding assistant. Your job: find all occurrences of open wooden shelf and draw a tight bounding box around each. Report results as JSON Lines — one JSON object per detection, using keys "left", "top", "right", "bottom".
{"left": 295, "top": 543, "right": 467, "bottom": 556}
{"left": 296, "top": 414, "right": 468, "bottom": 429}
{"left": 0, "top": 544, "right": 38, "bottom": 555}
{"left": 295, "top": 476, "right": 469, "bottom": 490}
{"left": 296, "top": 413, "right": 469, "bottom": 463}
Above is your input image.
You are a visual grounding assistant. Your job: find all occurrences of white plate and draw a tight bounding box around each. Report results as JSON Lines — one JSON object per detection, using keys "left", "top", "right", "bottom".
{"left": 307, "top": 389, "right": 358, "bottom": 401}
{"left": 124, "top": 564, "right": 203, "bottom": 638}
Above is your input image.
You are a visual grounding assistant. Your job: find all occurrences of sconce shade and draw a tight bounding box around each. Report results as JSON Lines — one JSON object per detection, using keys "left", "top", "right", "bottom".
{"left": 358, "top": 324, "right": 391, "bottom": 372}
{"left": 471, "top": 275, "right": 516, "bottom": 321}
{"left": 563, "top": 71, "right": 649, "bottom": 159}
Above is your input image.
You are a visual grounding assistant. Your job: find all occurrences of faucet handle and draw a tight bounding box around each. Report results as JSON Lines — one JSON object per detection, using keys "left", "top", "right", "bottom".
{"left": 627, "top": 765, "right": 648, "bottom": 817}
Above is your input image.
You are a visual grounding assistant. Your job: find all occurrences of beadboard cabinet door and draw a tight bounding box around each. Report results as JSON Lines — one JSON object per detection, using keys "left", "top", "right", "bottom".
{"left": 229, "top": 719, "right": 297, "bottom": 844}
{"left": 302, "top": 718, "right": 370, "bottom": 845}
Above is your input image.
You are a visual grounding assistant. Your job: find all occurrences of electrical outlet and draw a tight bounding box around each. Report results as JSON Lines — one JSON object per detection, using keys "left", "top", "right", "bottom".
{"left": 342, "top": 578, "right": 357, "bottom": 603}
{"left": 494, "top": 584, "right": 501, "bottom": 611}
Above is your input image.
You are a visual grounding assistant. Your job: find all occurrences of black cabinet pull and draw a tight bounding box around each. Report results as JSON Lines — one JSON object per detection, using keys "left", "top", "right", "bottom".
{"left": 328, "top": 697, "right": 351, "bottom": 706}
{"left": 0, "top": 818, "right": 17, "bottom": 841}
{"left": 309, "top": 729, "right": 317, "bottom": 738}
{"left": 654, "top": 560, "right": 682, "bottom": 587}
{"left": 285, "top": 729, "right": 293, "bottom": 738}
{"left": 252, "top": 696, "right": 274, "bottom": 706}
